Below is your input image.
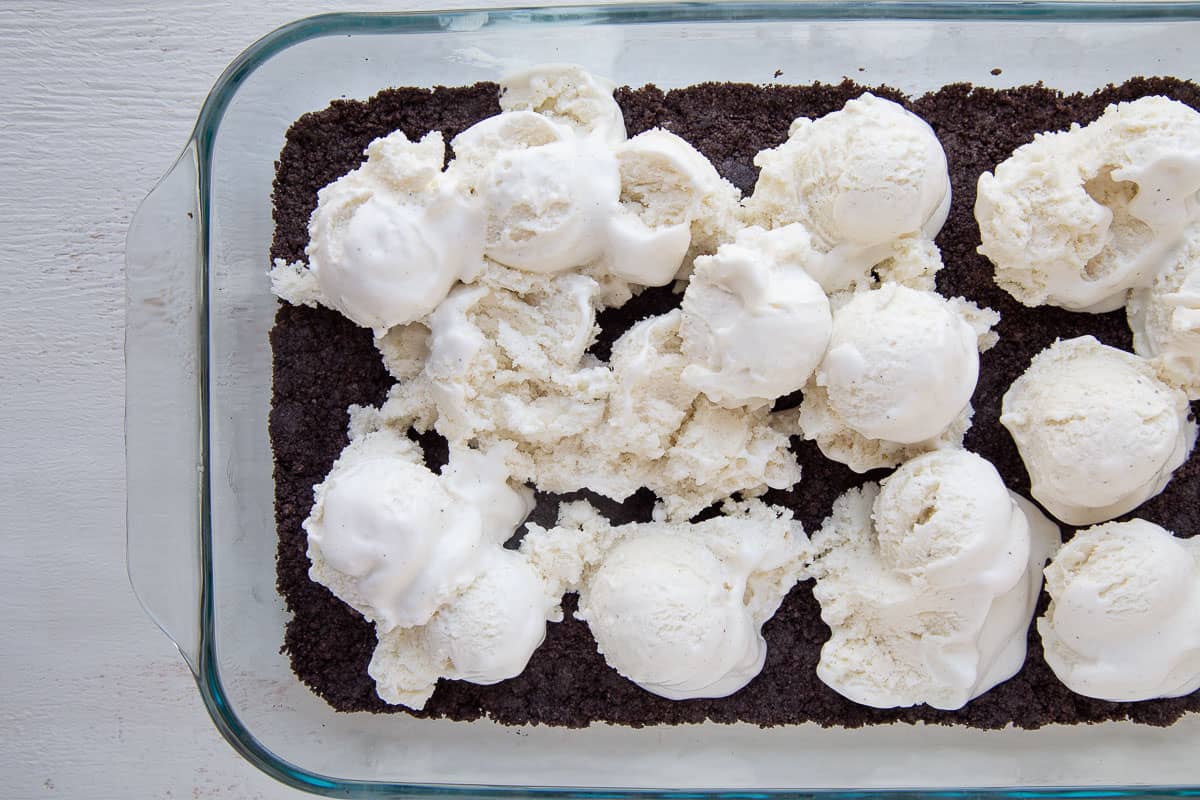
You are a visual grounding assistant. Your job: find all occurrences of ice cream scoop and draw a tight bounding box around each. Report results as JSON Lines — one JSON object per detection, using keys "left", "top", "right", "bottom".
{"left": 977, "top": 96, "right": 1200, "bottom": 312}
{"left": 369, "top": 548, "right": 561, "bottom": 709}
{"left": 815, "top": 283, "right": 980, "bottom": 444}
{"left": 1039, "top": 519, "right": 1200, "bottom": 702}
{"left": 605, "top": 128, "right": 742, "bottom": 286}
{"left": 680, "top": 225, "right": 832, "bottom": 408}
{"left": 580, "top": 534, "right": 767, "bottom": 700}
{"left": 300, "top": 130, "right": 486, "bottom": 331}
{"left": 523, "top": 499, "right": 810, "bottom": 700}
{"left": 874, "top": 450, "right": 1026, "bottom": 585}
{"left": 499, "top": 63, "right": 627, "bottom": 145}
{"left": 304, "top": 429, "right": 533, "bottom": 633}
{"left": 744, "top": 93, "right": 950, "bottom": 292}
{"left": 447, "top": 66, "right": 632, "bottom": 276}
{"left": 1000, "top": 336, "right": 1196, "bottom": 526}
{"left": 478, "top": 136, "right": 621, "bottom": 273}
{"left": 812, "top": 449, "right": 1058, "bottom": 710}
{"left": 449, "top": 109, "right": 571, "bottom": 173}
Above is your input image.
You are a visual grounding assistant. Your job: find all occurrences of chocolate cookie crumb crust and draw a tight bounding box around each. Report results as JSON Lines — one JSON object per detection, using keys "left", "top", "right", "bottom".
{"left": 270, "top": 78, "right": 1200, "bottom": 728}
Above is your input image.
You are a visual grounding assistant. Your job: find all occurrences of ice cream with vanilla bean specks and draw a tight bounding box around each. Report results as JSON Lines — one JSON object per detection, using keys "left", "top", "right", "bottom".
{"left": 268, "top": 65, "right": 1200, "bottom": 725}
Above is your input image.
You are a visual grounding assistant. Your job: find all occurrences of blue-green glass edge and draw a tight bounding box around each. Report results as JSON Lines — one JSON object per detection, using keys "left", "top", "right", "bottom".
{"left": 188, "top": 2, "right": 1200, "bottom": 796}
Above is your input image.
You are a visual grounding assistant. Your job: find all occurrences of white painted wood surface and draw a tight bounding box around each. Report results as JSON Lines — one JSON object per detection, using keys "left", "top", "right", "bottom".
{"left": 0, "top": 2, "right": 512, "bottom": 797}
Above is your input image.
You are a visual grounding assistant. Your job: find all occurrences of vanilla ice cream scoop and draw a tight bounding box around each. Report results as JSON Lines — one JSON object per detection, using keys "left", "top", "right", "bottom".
{"left": 422, "top": 550, "right": 554, "bottom": 682}
{"left": 580, "top": 535, "right": 767, "bottom": 700}
{"left": 680, "top": 225, "right": 832, "bottom": 408}
{"left": 449, "top": 109, "right": 571, "bottom": 173}
{"left": 304, "top": 428, "right": 533, "bottom": 633}
{"left": 977, "top": 96, "right": 1200, "bottom": 313}
{"left": 369, "top": 548, "right": 562, "bottom": 709}
{"left": 605, "top": 129, "right": 742, "bottom": 286}
{"left": 478, "top": 136, "right": 620, "bottom": 273}
{"left": 744, "top": 93, "right": 950, "bottom": 292}
{"left": 523, "top": 499, "right": 810, "bottom": 700}
{"left": 813, "top": 449, "right": 1058, "bottom": 710}
{"left": 446, "top": 76, "right": 625, "bottom": 277}
{"left": 1039, "top": 519, "right": 1200, "bottom": 702}
{"left": 815, "top": 283, "right": 981, "bottom": 444}
{"left": 1000, "top": 336, "right": 1196, "bottom": 526}
{"left": 1128, "top": 224, "right": 1200, "bottom": 399}
{"left": 500, "top": 63, "right": 627, "bottom": 145}
{"left": 296, "top": 131, "right": 486, "bottom": 331}
{"left": 874, "top": 449, "right": 1025, "bottom": 586}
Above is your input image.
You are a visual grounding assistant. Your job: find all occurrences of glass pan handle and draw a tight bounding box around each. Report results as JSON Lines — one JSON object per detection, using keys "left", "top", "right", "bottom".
{"left": 124, "top": 144, "right": 205, "bottom": 674}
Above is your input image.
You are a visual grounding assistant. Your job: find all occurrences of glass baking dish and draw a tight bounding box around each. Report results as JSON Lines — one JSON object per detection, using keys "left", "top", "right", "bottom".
{"left": 125, "top": 2, "right": 1200, "bottom": 796}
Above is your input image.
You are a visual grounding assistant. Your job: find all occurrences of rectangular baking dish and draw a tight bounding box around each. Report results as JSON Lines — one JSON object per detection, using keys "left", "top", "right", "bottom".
{"left": 125, "top": 2, "right": 1200, "bottom": 796}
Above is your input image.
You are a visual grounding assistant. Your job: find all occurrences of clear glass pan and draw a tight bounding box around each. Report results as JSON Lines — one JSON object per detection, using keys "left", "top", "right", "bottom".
{"left": 125, "top": 2, "right": 1200, "bottom": 796}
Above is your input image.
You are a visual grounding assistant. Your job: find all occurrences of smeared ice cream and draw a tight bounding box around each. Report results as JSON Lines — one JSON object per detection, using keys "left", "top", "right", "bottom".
{"left": 376, "top": 267, "right": 801, "bottom": 520}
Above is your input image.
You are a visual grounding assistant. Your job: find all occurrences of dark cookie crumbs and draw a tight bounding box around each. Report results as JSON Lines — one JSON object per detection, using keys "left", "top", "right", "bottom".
{"left": 270, "top": 78, "right": 1200, "bottom": 728}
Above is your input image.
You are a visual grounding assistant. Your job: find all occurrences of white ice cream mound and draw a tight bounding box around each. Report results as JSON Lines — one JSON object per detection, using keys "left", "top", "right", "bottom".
{"left": 811, "top": 450, "right": 1058, "bottom": 710}
{"left": 274, "top": 65, "right": 1200, "bottom": 711}
{"left": 976, "top": 96, "right": 1200, "bottom": 313}
{"left": 743, "top": 92, "right": 951, "bottom": 293}
{"left": 522, "top": 498, "right": 810, "bottom": 700}
{"left": 795, "top": 283, "right": 1000, "bottom": 473}
{"left": 1000, "top": 336, "right": 1196, "bottom": 527}
{"left": 679, "top": 225, "right": 832, "bottom": 409}
{"left": 270, "top": 130, "right": 486, "bottom": 332}
{"left": 304, "top": 425, "right": 561, "bottom": 710}
{"left": 1039, "top": 519, "right": 1200, "bottom": 702}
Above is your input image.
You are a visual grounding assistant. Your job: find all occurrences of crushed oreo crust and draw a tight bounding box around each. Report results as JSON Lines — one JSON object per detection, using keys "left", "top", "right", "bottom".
{"left": 270, "top": 78, "right": 1200, "bottom": 728}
